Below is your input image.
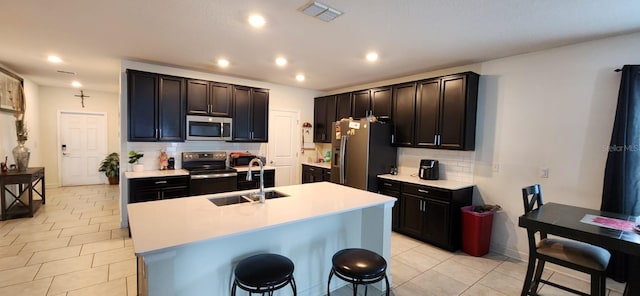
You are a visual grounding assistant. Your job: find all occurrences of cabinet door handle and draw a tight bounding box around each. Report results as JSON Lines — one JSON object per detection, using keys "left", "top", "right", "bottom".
{"left": 437, "top": 135, "right": 441, "bottom": 146}
{"left": 155, "top": 181, "right": 167, "bottom": 184}
{"left": 418, "top": 189, "right": 430, "bottom": 194}
{"left": 309, "top": 168, "right": 314, "bottom": 171}
{"left": 391, "top": 134, "right": 395, "bottom": 144}
{"left": 383, "top": 183, "right": 393, "bottom": 187}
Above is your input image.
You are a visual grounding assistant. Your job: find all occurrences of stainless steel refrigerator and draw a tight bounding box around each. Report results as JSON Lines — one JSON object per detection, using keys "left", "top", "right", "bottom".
{"left": 331, "top": 118, "right": 397, "bottom": 192}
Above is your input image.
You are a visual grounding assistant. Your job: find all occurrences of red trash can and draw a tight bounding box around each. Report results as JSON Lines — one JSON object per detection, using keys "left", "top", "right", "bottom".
{"left": 461, "top": 205, "right": 495, "bottom": 257}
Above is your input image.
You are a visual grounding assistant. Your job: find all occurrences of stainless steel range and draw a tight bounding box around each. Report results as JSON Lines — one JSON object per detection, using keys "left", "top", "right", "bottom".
{"left": 182, "top": 151, "right": 238, "bottom": 195}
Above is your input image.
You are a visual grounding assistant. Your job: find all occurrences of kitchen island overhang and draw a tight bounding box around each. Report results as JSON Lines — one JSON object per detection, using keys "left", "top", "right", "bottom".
{"left": 128, "top": 181, "right": 396, "bottom": 296}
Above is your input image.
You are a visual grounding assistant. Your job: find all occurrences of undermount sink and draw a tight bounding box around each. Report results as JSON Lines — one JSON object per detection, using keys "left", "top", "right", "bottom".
{"left": 209, "top": 191, "right": 289, "bottom": 206}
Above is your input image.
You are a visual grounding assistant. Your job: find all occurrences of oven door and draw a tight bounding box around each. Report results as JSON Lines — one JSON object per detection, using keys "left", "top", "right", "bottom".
{"left": 189, "top": 172, "right": 238, "bottom": 195}
{"left": 186, "top": 116, "right": 232, "bottom": 141}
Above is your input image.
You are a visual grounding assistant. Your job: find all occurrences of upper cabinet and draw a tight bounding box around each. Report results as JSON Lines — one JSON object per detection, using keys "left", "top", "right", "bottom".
{"left": 232, "top": 86, "right": 269, "bottom": 142}
{"left": 415, "top": 72, "right": 479, "bottom": 150}
{"left": 351, "top": 87, "right": 392, "bottom": 120}
{"left": 313, "top": 71, "right": 479, "bottom": 150}
{"left": 127, "top": 69, "right": 186, "bottom": 142}
{"left": 314, "top": 95, "right": 336, "bottom": 143}
{"left": 371, "top": 86, "right": 392, "bottom": 121}
{"left": 352, "top": 89, "right": 371, "bottom": 119}
{"left": 391, "top": 82, "right": 417, "bottom": 147}
{"left": 186, "top": 80, "right": 232, "bottom": 117}
{"left": 336, "top": 93, "right": 352, "bottom": 121}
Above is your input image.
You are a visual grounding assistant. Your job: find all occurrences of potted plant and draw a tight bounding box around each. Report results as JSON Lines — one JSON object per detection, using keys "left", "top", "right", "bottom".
{"left": 98, "top": 152, "right": 120, "bottom": 185}
{"left": 129, "top": 150, "right": 144, "bottom": 172}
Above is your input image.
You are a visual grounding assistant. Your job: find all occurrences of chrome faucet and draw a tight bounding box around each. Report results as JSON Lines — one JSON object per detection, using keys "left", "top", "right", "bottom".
{"left": 246, "top": 158, "right": 265, "bottom": 203}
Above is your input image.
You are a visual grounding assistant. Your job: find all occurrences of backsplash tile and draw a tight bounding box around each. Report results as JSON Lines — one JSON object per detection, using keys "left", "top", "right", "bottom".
{"left": 398, "top": 148, "right": 475, "bottom": 182}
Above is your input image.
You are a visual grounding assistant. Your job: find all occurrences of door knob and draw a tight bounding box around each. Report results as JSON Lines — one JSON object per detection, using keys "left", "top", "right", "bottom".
{"left": 270, "top": 160, "right": 274, "bottom": 164}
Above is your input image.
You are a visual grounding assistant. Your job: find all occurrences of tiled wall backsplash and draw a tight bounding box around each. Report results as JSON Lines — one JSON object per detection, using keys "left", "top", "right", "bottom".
{"left": 125, "top": 141, "right": 265, "bottom": 171}
{"left": 398, "top": 148, "right": 475, "bottom": 182}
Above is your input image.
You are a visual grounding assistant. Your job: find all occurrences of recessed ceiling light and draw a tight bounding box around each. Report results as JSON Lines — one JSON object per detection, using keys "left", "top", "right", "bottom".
{"left": 48, "top": 55, "right": 63, "bottom": 63}
{"left": 248, "top": 14, "right": 266, "bottom": 28}
{"left": 366, "top": 52, "right": 378, "bottom": 62}
{"left": 217, "top": 59, "right": 230, "bottom": 68}
{"left": 296, "top": 74, "right": 305, "bottom": 82}
{"left": 71, "top": 80, "right": 82, "bottom": 88}
{"left": 275, "top": 57, "right": 287, "bottom": 67}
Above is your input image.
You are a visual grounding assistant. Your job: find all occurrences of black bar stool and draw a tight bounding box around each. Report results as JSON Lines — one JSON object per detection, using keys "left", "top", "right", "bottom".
{"left": 231, "top": 253, "right": 297, "bottom": 296}
{"left": 327, "top": 248, "right": 390, "bottom": 296}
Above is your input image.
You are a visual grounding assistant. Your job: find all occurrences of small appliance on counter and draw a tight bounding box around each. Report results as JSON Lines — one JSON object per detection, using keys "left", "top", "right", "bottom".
{"left": 167, "top": 157, "right": 175, "bottom": 170}
{"left": 229, "top": 152, "right": 258, "bottom": 167}
{"left": 418, "top": 159, "right": 439, "bottom": 180}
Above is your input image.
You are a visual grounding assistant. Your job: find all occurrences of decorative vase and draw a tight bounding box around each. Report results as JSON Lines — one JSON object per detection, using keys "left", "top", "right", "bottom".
{"left": 132, "top": 164, "right": 144, "bottom": 172}
{"left": 12, "top": 140, "right": 30, "bottom": 171}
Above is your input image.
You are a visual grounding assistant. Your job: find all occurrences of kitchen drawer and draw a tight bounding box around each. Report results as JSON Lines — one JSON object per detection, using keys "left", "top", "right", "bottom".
{"left": 378, "top": 179, "right": 401, "bottom": 192}
{"left": 129, "top": 176, "right": 189, "bottom": 189}
{"left": 403, "top": 184, "right": 450, "bottom": 202}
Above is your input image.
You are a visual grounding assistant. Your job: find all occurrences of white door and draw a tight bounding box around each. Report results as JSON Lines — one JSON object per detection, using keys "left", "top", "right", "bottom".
{"left": 268, "top": 109, "right": 299, "bottom": 186}
{"left": 59, "top": 112, "right": 108, "bottom": 186}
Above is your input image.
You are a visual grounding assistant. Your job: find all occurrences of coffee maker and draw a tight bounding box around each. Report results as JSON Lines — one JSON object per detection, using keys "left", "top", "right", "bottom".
{"left": 418, "top": 159, "right": 439, "bottom": 180}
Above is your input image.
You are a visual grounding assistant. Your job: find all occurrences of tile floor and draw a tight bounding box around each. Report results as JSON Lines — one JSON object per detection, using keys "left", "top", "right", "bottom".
{"left": 0, "top": 184, "right": 628, "bottom": 295}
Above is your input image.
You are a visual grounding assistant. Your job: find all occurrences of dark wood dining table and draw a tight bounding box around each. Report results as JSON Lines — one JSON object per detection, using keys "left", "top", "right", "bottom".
{"left": 518, "top": 202, "right": 640, "bottom": 296}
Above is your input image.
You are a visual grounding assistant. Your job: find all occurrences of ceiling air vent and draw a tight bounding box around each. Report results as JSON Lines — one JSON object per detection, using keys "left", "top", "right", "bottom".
{"left": 301, "top": 1, "right": 343, "bottom": 22}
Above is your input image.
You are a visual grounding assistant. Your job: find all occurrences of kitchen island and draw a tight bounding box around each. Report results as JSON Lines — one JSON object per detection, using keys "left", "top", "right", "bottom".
{"left": 128, "top": 181, "right": 396, "bottom": 296}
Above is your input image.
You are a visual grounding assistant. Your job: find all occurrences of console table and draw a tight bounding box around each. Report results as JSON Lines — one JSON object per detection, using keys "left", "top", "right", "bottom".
{"left": 0, "top": 167, "right": 45, "bottom": 220}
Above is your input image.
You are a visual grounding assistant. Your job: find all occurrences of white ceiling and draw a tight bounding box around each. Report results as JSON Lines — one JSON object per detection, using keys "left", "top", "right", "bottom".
{"left": 1, "top": 0, "right": 640, "bottom": 93}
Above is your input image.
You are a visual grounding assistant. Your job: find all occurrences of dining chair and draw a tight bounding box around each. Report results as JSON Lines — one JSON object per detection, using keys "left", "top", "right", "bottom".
{"left": 521, "top": 184, "right": 611, "bottom": 296}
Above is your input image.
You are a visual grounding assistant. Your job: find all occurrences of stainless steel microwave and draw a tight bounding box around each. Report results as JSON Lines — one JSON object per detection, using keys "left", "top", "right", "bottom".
{"left": 186, "top": 115, "right": 232, "bottom": 141}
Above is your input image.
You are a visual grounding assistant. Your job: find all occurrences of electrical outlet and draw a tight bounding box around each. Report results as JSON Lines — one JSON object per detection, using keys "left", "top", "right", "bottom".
{"left": 539, "top": 168, "right": 549, "bottom": 178}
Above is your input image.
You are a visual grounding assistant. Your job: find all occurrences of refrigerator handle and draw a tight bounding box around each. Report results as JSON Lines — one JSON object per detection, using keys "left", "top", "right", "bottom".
{"left": 340, "top": 135, "right": 347, "bottom": 184}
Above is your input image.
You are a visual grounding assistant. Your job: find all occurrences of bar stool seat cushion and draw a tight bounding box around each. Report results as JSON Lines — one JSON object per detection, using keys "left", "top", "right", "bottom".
{"left": 234, "top": 253, "right": 294, "bottom": 288}
{"left": 332, "top": 248, "right": 386, "bottom": 280}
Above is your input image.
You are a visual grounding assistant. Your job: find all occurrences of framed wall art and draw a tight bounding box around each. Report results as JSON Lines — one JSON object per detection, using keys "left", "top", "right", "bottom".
{"left": 0, "top": 65, "right": 24, "bottom": 113}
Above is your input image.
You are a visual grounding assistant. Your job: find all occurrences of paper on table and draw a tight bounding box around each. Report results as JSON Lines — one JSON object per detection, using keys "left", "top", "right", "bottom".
{"left": 580, "top": 214, "right": 635, "bottom": 231}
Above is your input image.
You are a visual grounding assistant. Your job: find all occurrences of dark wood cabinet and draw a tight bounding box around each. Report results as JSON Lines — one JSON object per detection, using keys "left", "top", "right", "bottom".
{"left": 232, "top": 86, "right": 269, "bottom": 142}
{"left": 378, "top": 179, "right": 401, "bottom": 231}
{"left": 415, "top": 72, "right": 479, "bottom": 150}
{"left": 314, "top": 96, "right": 337, "bottom": 143}
{"left": 351, "top": 89, "right": 371, "bottom": 119}
{"left": 127, "top": 70, "right": 186, "bottom": 142}
{"left": 313, "top": 71, "right": 479, "bottom": 150}
{"left": 377, "top": 177, "right": 472, "bottom": 251}
{"left": 128, "top": 176, "right": 190, "bottom": 203}
{"left": 391, "top": 82, "right": 417, "bottom": 146}
{"left": 371, "top": 86, "right": 392, "bottom": 121}
{"left": 237, "top": 170, "right": 275, "bottom": 190}
{"left": 186, "top": 80, "right": 232, "bottom": 117}
{"left": 336, "top": 93, "right": 352, "bottom": 120}
{"left": 302, "top": 164, "right": 327, "bottom": 183}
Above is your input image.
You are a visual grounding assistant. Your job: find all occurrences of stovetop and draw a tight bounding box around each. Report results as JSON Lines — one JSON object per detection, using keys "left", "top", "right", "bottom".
{"left": 182, "top": 151, "right": 236, "bottom": 174}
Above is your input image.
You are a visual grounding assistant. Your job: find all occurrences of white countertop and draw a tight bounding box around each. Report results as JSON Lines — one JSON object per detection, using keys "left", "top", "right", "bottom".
{"left": 378, "top": 174, "right": 474, "bottom": 190}
{"left": 127, "top": 182, "right": 395, "bottom": 255}
{"left": 302, "top": 162, "right": 331, "bottom": 169}
{"left": 124, "top": 169, "right": 190, "bottom": 179}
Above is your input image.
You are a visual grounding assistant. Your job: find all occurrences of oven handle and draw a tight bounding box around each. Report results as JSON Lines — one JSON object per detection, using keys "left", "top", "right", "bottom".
{"left": 190, "top": 172, "right": 238, "bottom": 179}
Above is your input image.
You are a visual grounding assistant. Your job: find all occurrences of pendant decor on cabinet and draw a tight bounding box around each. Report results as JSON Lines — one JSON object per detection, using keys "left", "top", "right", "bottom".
{"left": 74, "top": 90, "right": 90, "bottom": 108}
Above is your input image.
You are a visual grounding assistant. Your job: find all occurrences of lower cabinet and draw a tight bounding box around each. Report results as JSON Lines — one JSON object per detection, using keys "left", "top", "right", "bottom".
{"left": 377, "top": 178, "right": 472, "bottom": 251}
{"left": 128, "top": 176, "right": 190, "bottom": 203}
{"left": 237, "top": 170, "right": 275, "bottom": 190}
{"left": 378, "top": 179, "right": 401, "bottom": 231}
{"left": 301, "top": 164, "right": 331, "bottom": 184}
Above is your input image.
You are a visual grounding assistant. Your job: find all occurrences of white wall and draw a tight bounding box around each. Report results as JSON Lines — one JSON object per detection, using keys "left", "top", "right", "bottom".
{"left": 38, "top": 86, "right": 120, "bottom": 187}
{"left": 474, "top": 32, "right": 640, "bottom": 259}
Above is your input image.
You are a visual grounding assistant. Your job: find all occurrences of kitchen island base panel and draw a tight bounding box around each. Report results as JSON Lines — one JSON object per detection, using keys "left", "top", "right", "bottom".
{"left": 137, "top": 205, "right": 392, "bottom": 296}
